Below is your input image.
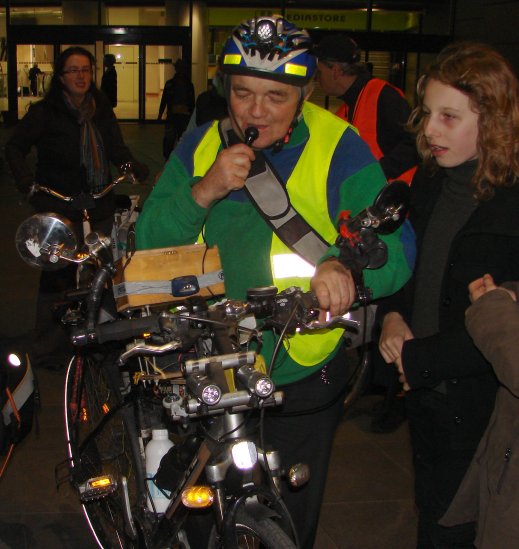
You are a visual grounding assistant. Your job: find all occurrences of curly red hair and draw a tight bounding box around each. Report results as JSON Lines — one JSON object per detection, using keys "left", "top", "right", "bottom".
{"left": 408, "top": 41, "right": 519, "bottom": 200}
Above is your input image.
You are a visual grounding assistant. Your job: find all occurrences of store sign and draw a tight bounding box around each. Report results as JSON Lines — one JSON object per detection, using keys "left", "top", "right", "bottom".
{"left": 209, "top": 8, "right": 417, "bottom": 32}
{"left": 209, "top": 8, "right": 367, "bottom": 30}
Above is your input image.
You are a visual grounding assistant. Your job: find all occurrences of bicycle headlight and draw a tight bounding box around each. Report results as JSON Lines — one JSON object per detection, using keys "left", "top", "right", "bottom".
{"left": 186, "top": 373, "right": 222, "bottom": 406}
{"left": 201, "top": 384, "right": 221, "bottom": 405}
{"left": 236, "top": 364, "right": 274, "bottom": 397}
{"left": 231, "top": 440, "right": 257, "bottom": 470}
{"left": 7, "top": 353, "right": 22, "bottom": 367}
{"left": 254, "top": 376, "right": 274, "bottom": 397}
{"left": 1, "top": 344, "right": 29, "bottom": 370}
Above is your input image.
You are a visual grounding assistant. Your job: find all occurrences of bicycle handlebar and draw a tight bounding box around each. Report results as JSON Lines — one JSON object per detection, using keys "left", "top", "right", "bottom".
{"left": 71, "top": 286, "right": 361, "bottom": 352}
{"left": 71, "top": 314, "right": 162, "bottom": 345}
{"left": 30, "top": 164, "right": 138, "bottom": 203}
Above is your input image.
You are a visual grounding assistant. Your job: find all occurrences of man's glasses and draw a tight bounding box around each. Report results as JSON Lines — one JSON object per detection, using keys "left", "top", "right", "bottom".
{"left": 62, "top": 68, "right": 92, "bottom": 75}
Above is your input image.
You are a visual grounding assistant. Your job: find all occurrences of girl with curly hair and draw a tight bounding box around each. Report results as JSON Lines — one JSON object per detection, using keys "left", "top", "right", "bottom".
{"left": 378, "top": 41, "right": 519, "bottom": 548}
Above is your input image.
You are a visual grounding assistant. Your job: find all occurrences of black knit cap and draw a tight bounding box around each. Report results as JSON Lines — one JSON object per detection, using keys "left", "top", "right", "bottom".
{"left": 313, "top": 35, "right": 361, "bottom": 64}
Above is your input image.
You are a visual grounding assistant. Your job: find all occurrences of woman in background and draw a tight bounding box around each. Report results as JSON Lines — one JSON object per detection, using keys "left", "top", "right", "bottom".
{"left": 6, "top": 46, "right": 148, "bottom": 369}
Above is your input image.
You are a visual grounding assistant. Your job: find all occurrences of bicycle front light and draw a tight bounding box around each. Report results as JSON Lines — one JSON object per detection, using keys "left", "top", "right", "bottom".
{"left": 2, "top": 343, "right": 29, "bottom": 370}
{"left": 231, "top": 440, "right": 258, "bottom": 470}
{"left": 7, "top": 353, "right": 22, "bottom": 367}
{"left": 236, "top": 365, "right": 274, "bottom": 397}
{"left": 186, "top": 374, "right": 222, "bottom": 406}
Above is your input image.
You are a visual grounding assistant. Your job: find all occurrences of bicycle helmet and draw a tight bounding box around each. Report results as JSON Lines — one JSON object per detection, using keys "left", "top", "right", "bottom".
{"left": 221, "top": 15, "right": 316, "bottom": 86}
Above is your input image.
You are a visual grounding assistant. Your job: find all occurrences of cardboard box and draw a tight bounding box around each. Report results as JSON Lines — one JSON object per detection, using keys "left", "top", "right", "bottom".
{"left": 113, "top": 244, "right": 225, "bottom": 312}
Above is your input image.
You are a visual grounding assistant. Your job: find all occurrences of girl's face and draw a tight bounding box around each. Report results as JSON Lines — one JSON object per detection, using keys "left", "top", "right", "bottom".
{"left": 422, "top": 78, "right": 480, "bottom": 168}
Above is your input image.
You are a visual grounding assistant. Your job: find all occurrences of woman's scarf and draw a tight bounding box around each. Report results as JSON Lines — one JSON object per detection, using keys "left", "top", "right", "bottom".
{"left": 64, "top": 91, "right": 109, "bottom": 193}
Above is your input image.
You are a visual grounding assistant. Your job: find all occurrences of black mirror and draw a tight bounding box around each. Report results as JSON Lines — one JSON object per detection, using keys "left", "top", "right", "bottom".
{"left": 371, "top": 180, "right": 410, "bottom": 235}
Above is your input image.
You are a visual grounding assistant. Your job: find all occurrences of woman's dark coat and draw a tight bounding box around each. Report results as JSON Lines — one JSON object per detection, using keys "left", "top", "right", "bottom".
{"left": 5, "top": 90, "right": 136, "bottom": 224}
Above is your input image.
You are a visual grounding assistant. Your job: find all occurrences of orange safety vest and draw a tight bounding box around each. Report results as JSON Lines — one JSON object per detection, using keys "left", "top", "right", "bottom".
{"left": 336, "top": 78, "right": 416, "bottom": 185}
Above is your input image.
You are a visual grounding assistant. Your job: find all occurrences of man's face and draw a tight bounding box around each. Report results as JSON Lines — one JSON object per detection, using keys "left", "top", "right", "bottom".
{"left": 316, "top": 61, "right": 344, "bottom": 97}
{"left": 229, "top": 75, "right": 302, "bottom": 149}
{"left": 316, "top": 61, "right": 336, "bottom": 95}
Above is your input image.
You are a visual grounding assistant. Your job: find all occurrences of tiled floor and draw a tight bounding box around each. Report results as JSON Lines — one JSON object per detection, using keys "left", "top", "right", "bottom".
{"left": 0, "top": 121, "right": 417, "bottom": 548}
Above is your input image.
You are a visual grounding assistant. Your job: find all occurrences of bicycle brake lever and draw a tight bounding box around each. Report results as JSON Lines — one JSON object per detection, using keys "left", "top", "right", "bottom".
{"left": 302, "top": 312, "right": 361, "bottom": 332}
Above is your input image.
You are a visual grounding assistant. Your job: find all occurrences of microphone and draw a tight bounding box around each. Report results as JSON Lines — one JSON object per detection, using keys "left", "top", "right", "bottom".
{"left": 244, "top": 126, "right": 259, "bottom": 147}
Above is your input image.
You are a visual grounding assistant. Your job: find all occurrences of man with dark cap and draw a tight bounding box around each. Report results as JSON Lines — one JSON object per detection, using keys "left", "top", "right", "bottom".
{"left": 314, "top": 34, "right": 417, "bottom": 184}
{"left": 315, "top": 34, "right": 418, "bottom": 432}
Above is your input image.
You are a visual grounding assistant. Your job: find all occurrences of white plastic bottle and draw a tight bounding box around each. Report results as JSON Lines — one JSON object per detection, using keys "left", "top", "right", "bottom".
{"left": 145, "top": 428, "right": 174, "bottom": 513}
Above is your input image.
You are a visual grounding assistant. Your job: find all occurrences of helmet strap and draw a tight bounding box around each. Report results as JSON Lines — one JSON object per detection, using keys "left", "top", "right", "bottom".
{"left": 272, "top": 89, "right": 305, "bottom": 153}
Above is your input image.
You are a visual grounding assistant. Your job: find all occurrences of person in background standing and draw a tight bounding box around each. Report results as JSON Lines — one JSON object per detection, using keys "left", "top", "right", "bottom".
{"left": 314, "top": 34, "right": 417, "bottom": 184}
{"left": 19, "top": 64, "right": 30, "bottom": 96}
{"left": 194, "top": 69, "right": 228, "bottom": 127}
{"left": 101, "top": 53, "right": 117, "bottom": 108}
{"left": 158, "top": 58, "right": 195, "bottom": 159}
{"left": 28, "top": 63, "right": 41, "bottom": 97}
{"left": 185, "top": 64, "right": 228, "bottom": 135}
{"left": 378, "top": 41, "right": 519, "bottom": 548}
{"left": 6, "top": 46, "right": 148, "bottom": 370}
{"left": 315, "top": 34, "right": 419, "bottom": 432}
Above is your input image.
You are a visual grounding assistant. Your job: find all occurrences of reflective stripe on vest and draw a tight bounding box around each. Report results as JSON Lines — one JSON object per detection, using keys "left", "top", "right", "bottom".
{"left": 193, "top": 105, "right": 348, "bottom": 366}
{"left": 336, "top": 79, "right": 416, "bottom": 184}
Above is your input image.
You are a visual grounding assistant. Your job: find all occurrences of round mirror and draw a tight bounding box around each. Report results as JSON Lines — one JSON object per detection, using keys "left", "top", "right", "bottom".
{"left": 372, "top": 180, "right": 410, "bottom": 235}
{"left": 15, "top": 213, "right": 78, "bottom": 270}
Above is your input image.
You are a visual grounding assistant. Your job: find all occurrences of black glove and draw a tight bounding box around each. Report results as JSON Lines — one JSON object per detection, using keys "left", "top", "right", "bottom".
{"left": 17, "top": 176, "right": 34, "bottom": 195}
{"left": 130, "top": 160, "right": 149, "bottom": 183}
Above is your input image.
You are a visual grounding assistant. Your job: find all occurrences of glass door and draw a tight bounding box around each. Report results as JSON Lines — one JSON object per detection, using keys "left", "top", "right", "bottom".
{"left": 145, "top": 44, "right": 184, "bottom": 121}
{"left": 104, "top": 44, "right": 139, "bottom": 119}
{"left": 16, "top": 43, "right": 54, "bottom": 119}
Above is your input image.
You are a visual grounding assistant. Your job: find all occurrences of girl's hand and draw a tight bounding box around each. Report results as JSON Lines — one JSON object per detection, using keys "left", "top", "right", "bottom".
{"left": 379, "top": 312, "right": 414, "bottom": 364}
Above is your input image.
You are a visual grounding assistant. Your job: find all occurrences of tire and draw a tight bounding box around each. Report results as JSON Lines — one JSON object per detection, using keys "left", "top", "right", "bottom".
{"left": 208, "top": 508, "right": 296, "bottom": 549}
{"left": 64, "top": 353, "right": 145, "bottom": 548}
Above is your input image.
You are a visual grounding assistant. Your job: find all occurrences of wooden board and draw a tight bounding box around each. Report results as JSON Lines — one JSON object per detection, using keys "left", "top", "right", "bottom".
{"left": 113, "top": 244, "right": 225, "bottom": 311}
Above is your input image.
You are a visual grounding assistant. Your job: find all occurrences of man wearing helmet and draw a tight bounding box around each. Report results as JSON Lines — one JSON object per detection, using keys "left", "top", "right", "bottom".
{"left": 136, "top": 16, "right": 414, "bottom": 548}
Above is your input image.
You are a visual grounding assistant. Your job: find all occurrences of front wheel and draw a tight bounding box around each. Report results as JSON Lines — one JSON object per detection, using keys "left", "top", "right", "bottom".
{"left": 209, "top": 508, "right": 296, "bottom": 549}
{"left": 64, "top": 353, "right": 146, "bottom": 548}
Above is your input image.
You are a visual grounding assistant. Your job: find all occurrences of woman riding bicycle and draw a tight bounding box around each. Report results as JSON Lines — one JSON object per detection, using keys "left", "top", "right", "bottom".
{"left": 6, "top": 46, "right": 148, "bottom": 370}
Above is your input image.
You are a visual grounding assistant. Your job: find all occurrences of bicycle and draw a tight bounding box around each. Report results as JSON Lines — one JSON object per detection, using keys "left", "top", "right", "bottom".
{"left": 14, "top": 181, "right": 409, "bottom": 548}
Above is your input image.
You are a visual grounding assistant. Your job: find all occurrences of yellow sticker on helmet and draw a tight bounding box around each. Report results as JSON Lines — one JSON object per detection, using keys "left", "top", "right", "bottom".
{"left": 285, "top": 63, "right": 307, "bottom": 77}
{"left": 223, "top": 54, "right": 242, "bottom": 65}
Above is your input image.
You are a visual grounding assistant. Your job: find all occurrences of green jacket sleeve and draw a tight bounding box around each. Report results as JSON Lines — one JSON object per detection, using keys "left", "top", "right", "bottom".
{"left": 320, "top": 161, "right": 414, "bottom": 301}
{"left": 135, "top": 155, "right": 207, "bottom": 249}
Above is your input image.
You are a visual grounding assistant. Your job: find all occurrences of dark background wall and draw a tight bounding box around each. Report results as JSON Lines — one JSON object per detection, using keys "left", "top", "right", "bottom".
{"left": 454, "top": 0, "right": 519, "bottom": 73}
